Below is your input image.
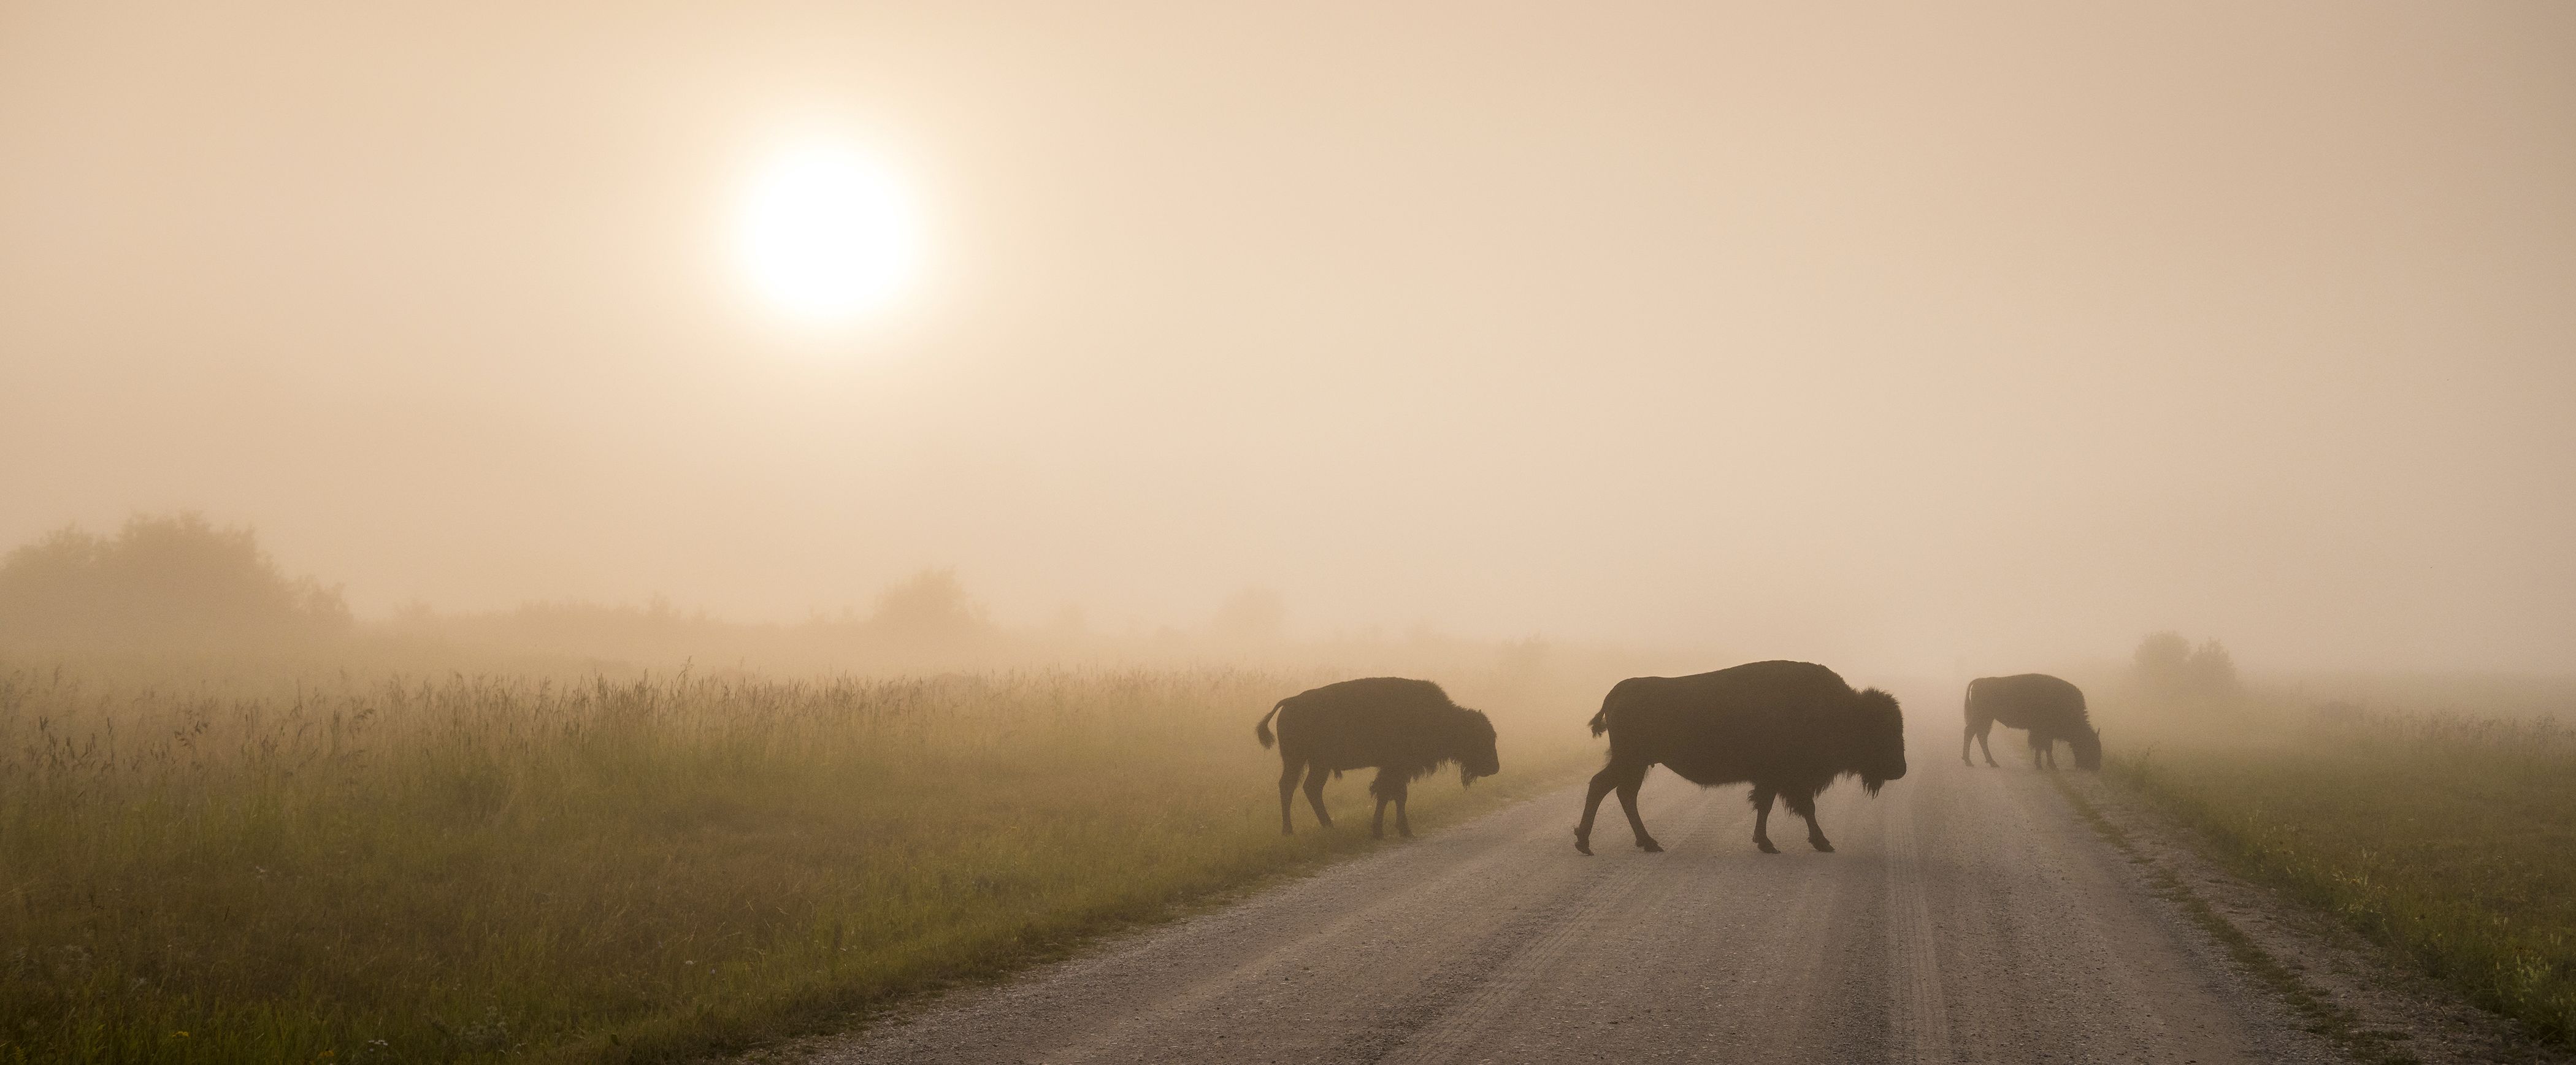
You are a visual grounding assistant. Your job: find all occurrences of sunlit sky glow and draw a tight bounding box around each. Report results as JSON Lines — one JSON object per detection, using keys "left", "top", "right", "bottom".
{"left": 1, "top": 2, "right": 2571, "bottom": 673}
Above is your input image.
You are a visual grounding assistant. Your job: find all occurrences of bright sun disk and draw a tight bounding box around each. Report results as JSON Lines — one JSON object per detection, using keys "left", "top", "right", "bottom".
{"left": 736, "top": 142, "right": 919, "bottom": 324}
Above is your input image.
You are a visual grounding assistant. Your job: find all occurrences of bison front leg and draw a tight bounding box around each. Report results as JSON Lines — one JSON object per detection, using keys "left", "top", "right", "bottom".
{"left": 1393, "top": 781, "right": 1413, "bottom": 838}
{"left": 1612, "top": 763, "right": 1660, "bottom": 852}
{"left": 1787, "top": 788, "right": 1831, "bottom": 852}
{"left": 1303, "top": 765, "right": 1335, "bottom": 830}
{"left": 1368, "top": 769, "right": 1398, "bottom": 839}
{"left": 2030, "top": 736, "right": 2057, "bottom": 770}
{"left": 1750, "top": 785, "right": 1781, "bottom": 854}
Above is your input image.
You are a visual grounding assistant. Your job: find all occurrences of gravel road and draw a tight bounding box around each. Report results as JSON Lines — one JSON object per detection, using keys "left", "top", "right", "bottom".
{"left": 808, "top": 749, "right": 2338, "bottom": 1064}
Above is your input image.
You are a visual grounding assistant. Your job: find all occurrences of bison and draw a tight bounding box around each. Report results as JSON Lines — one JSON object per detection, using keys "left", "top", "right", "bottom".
{"left": 1574, "top": 660, "right": 1906, "bottom": 855}
{"left": 1255, "top": 677, "right": 1500, "bottom": 838}
{"left": 1963, "top": 673, "right": 2100, "bottom": 769}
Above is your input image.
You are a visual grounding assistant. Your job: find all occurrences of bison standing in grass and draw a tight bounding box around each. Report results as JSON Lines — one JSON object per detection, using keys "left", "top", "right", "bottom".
{"left": 1256, "top": 678, "right": 1500, "bottom": 838}
{"left": 1963, "top": 673, "right": 2101, "bottom": 769}
{"left": 1575, "top": 660, "right": 1906, "bottom": 855}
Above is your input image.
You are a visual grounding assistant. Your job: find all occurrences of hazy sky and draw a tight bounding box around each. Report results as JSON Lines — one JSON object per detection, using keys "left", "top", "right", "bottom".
{"left": 4, "top": 2, "right": 2572, "bottom": 673}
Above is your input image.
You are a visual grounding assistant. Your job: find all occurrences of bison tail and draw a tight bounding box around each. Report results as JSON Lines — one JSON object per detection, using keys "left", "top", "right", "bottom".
{"left": 1255, "top": 701, "right": 1284, "bottom": 749}
{"left": 1587, "top": 694, "right": 1616, "bottom": 738}
{"left": 1590, "top": 680, "right": 1635, "bottom": 736}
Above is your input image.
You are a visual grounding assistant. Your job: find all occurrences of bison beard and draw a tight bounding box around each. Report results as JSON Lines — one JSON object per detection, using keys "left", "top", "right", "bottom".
{"left": 1257, "top": 677, "right": 1501, "bottom": 839}
{"left": 1574, "top": 661, "right": 1908, "bottom": 855}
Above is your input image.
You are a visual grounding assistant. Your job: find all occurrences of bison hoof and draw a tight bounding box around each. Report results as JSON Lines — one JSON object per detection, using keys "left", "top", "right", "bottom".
{"left": 1756, "top": 839, "right": 1781, "bottom": 854}
{"left": 1637, "top": 839, "right": 1664, "bottom": 853}
{"left": 1573, "top": 835, "right": 1594, "bottom": 856}
{"left": 1810, "top": 839, "right": 1835, "bottom": 853}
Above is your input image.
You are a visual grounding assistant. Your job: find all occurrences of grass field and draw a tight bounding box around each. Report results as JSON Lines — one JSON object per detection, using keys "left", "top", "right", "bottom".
{"left": 2106, "top": 692, "right": 2576, "bottom": 1048}
{"left": 0, "top": 661, "right": 1600, "bottom": 1064}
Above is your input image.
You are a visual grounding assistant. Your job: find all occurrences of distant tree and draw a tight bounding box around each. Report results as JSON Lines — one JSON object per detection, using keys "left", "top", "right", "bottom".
{"left": 868, "top": 568, "right": 990, "bottom": 644}
{"left": 2132, "top": 630, "right": 2241, "bottom": 701}
{"left": 2133, "top": 631, "right": 2194, "bottom": 698}
{"left": 0, "top": 513, "right": 349, "bottom": 649}
{"left": 1209, "top": 587, "right": 1286, "bottom": 643}
{"left": 2187, "top": 638, "right": 2241, "bottom": 697}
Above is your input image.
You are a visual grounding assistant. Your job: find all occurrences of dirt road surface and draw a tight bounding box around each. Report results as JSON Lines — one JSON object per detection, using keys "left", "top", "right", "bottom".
{"left": 809, "top": 753, "right": 2337, "bottom": 1064}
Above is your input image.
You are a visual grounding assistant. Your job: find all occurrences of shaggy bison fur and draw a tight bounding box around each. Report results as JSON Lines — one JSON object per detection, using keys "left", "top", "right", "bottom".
{"left": 1574, "top": 660, "right": 1907, "bottom": 855}
{"left": 1963, "top": 673, "right": 2100, "bottom": 770}
{"left": 1255, "top": 677, "right": 1500, "bottom": 838}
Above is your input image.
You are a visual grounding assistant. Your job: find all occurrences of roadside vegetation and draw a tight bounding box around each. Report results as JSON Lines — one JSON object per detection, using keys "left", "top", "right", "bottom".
{"left": 2095, "top": 651, "right": 2576, "bottom": 1050}
{"left": 0, "top": 517, "right": 1615, "bottom": 1063}
{"left": 0, "top": 664, "right": 1598, "bottom": 1064}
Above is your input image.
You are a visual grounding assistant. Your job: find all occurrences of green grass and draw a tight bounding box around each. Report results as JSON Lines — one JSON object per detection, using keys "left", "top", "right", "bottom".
{"left": 0, "top": 663, "right": 1597, "bottom": 1064}
{"left": 2107, "top": 701, "right": 2576, "bottom": 1049}
{"left": 2053, "top": 774, "right": 2419, "bottom": 1064}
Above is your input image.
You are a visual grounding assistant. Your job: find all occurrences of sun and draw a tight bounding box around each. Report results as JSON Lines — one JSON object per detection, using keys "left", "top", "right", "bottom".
{"left": 735, "top": 140, "right": 921, "bottom": 324}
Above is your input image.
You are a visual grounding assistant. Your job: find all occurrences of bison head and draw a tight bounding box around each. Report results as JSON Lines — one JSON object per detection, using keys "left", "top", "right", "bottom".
{"left": 2072, "top": 726, "right": 2103, "bottom": 771}
{"left": 1853, "top": 687, "right": 1908, "bottom": 794}
{"left": 1453, "top": 709, "right": 1501, "bottom": 786}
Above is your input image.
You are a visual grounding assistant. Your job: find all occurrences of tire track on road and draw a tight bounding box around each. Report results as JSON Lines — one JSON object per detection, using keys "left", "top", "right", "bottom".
{"left": 1374, "top": 786, "right": 1731, "bottom": 1064}
{"left": 1880, "top": 776, "right": 1954, "bottom": 1064}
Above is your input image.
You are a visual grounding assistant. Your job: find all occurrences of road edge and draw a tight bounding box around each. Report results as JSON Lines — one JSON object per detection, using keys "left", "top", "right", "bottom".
{"left": 2058, "top": 771, "right": 2569, "bottom": 1065}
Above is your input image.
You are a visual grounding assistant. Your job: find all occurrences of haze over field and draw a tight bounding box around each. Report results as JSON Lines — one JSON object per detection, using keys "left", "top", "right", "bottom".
{"left": 4, "top": 2, "right": 2572, "bottom": 673}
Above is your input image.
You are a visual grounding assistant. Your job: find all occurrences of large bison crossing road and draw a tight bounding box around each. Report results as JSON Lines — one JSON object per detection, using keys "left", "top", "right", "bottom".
{"left": 813, "top": 746, "right": 2339, "bottom": 1064}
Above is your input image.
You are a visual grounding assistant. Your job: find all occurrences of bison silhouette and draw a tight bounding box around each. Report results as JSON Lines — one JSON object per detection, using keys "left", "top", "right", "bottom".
{"left": 1256, "top": 677, "right": 1500, "bottom": 838}
{"left": 1963, "top": 673, "right": 2100, "bottom": 769}
{"left": 1575, "top": 660, "right": 1906, "bottom": 855}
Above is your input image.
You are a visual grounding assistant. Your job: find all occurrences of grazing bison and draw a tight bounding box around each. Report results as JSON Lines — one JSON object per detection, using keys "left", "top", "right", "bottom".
{"left": 1255, "top": 678, "right": 1500, "bottom": 838}
{"left": 1574, "top": 660, "right": 1906, "bottom": 855}
{"left": 1963, "top": 673, "right": 2100, "bottom": 770}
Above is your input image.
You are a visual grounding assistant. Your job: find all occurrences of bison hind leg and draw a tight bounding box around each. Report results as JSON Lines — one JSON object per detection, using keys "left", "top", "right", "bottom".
{"left": 1968, "top": 719, "right": 1999, "bottom": 767}
{"left": 1277, "top": 759, "right": 1304, "bottom": 835}
{"left": 1574, "top": 762, "right": 1620, "bottom": 855}
{"left": 1577, "top": 759, "right": 1658, "bottom": 854}
{"left": 1302, "top": 765, "right": 1334, "bottom": 830}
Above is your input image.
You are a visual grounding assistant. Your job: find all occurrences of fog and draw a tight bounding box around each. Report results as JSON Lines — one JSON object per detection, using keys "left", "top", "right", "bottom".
{"left": 4, "top": 2, "right": 2572, "bottom": 674}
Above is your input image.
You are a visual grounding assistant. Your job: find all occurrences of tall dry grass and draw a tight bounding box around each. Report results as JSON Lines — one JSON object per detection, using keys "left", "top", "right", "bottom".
{"left": 0, "top": 662, "right": 1597, "bottom": 1063}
